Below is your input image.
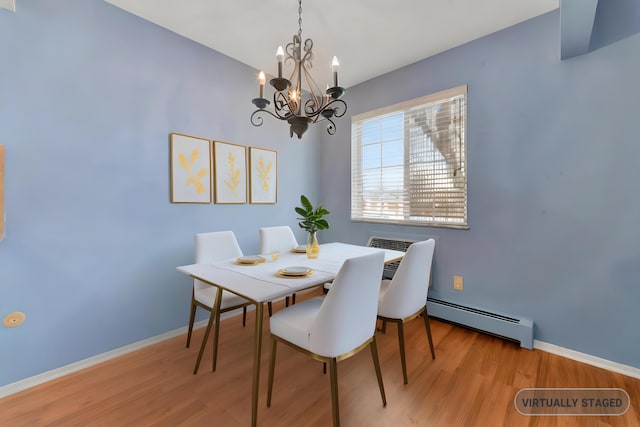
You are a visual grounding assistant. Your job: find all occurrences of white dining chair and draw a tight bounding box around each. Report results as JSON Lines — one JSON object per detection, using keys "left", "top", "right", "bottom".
{"left": 259, "top": 225, "right": 300, "bottom": 305}
{"left": 377, "top": 238, "right": 436, "bottom": 384}
{"left": 187, "top": 231, "right": 251, "bottom": 374}
{"left": 267, "top": 251, "right": 387, "bottom": 427}
{"left": 259, "top": 225, "right": 299, "bottom": 254}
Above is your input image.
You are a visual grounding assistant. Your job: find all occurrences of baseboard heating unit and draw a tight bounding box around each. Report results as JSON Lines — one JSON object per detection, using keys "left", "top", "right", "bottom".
{"left": 426, "top": 297, "right": 533, "bottom": 349}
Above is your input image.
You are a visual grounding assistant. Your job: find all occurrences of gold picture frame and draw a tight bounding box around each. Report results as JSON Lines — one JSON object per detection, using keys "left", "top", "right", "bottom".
{"left": 213, "top": 141, "right": 247, "bottom": 204}
{"left": 249, "top": 147, "right": 277, "bottom": 204}
{"left": 169, "top": 133, "right": 212, "bottom": 204}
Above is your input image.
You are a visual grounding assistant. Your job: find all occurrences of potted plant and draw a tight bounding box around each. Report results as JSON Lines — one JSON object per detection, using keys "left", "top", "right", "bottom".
{"left": 294, "top": 195, "right": 330, "bottom": 259}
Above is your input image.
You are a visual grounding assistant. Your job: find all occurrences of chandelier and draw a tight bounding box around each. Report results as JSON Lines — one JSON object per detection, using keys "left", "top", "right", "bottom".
{"left": 250, "top": 0, "right": 347, "bottom": 139}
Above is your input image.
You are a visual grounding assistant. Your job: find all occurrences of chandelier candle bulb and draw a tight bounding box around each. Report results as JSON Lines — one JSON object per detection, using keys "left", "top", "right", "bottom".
{"left": 332, "top": 56, "right": 339, "bottom": 87}
{"left": 258, "top": 71, "right": 266, "bottom": 98}
{"left": 276, "top": 46, "right": 284, "bottom": 78}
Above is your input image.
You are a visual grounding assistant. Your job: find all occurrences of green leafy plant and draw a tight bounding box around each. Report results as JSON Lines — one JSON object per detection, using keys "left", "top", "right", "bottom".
{"left": 294, "top": 195, "right": 330, "bottom": 234}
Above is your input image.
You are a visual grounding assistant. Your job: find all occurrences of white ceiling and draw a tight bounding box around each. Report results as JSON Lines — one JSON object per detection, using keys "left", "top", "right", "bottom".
{"left": 105, "top": 0, "right": 559, "bottom": 88}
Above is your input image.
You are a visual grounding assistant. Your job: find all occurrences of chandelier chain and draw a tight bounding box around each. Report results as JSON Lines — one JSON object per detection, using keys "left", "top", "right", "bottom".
{"left": 298, "top": 0, "right": 302, "bottom": 39}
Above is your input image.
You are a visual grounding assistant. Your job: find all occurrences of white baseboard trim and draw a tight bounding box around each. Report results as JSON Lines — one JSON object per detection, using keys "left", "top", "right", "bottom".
{"left": 0, "top": 309, "right": 246, "bottom": 399}
{"left": 534, "top": 340, "right": 640, "bottom": 380}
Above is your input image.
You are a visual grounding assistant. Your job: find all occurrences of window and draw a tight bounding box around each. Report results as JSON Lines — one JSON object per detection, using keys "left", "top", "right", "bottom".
{"left": 351, "top": 85, "right": 467, "bottom": 228}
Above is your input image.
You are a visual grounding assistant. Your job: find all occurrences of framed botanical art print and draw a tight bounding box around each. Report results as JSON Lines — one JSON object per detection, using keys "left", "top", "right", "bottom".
{"left": 169, "top": 133, "right": 212, "bottom": 204}
{"left": 213, "top": 141, "right": 247, "bottom": 204}
{"left": 249, "top": 147, "right": 277, "bottom": 204}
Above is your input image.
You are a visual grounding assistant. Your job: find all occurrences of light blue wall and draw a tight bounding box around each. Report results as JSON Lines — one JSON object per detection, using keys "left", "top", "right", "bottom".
{"left": 2, "top": 1, "right": 638, "bottom": 390}
{"left": 321, "top": 10, "right": 640, "bottom": 369}
{"left": 0, "top": 0, "right": 322, "bottom": 387}
{"left": 590, "top": 0, "right": 640, "bottom": 51}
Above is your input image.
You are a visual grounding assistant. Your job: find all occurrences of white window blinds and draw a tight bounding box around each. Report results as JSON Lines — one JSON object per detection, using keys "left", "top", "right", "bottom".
{"left": 351, "top": 85, "right": 468, "bottom": 228}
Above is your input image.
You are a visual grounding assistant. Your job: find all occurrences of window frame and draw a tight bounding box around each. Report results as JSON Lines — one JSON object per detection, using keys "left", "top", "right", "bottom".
{"left": 351, "top": 85, "right": 468, "bottom": 229}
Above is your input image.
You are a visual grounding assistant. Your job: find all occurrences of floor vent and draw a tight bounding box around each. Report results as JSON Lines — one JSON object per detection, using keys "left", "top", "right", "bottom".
{"left": 427, "top": 297, "right": 533, "bottom": 349}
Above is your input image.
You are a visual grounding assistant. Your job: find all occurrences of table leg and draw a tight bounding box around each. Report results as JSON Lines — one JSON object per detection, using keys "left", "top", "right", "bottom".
{"left": 193, "top": 286, "right": 222, "bottom": 375}
{"left": 251, "top": 302, "right": 264, "bottom": 427}
{"left": 193, "top": 312, "right": 214, "bottom": 375}
{"left": 211, "top": 289, "right": 223, "bottom": 372}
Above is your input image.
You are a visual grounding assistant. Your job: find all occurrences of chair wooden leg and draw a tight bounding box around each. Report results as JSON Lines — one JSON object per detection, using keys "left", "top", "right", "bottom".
{"left": 285, "top": 296, "right": 290, "bottom": 307}
{"left": 329, "top": 358, "right": 340, "bottom": 427}
{"left": 267, "top": 337, "right": 278, "bottom": 407}
{"left": 193, "top": 312, "right": 215, "bottom": 375}
{"left": 268, "top": 301, "right": 273, "bottom": 317}
{"left": 292, "top": 293, "right": 296, "bottom": 305}
{"left": 423, "top": 307, "right": 436, "bottom": 359}
{"left": 397, "top": 321, "right": 408, "bottom": 384}
{"left": 370, "top": 336, "right": 387, "bottom": 406}
{"left": 186, "top": 301, "right": 197, "bottom": 348}
{"left": 242, "top": 306, "right": 247, "bottom": 327}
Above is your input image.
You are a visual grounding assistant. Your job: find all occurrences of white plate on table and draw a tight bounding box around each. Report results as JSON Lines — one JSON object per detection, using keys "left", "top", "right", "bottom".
{"left": 236, "top": 255, "right": 266, "bottom": 265}
{"left": 277, "top": 266, "right": 313, "bottom": 277}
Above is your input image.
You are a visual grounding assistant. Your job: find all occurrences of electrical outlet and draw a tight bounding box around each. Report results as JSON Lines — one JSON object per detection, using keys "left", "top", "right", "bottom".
{"left": 453, "top": 275, "right": 464, "bottom": 291}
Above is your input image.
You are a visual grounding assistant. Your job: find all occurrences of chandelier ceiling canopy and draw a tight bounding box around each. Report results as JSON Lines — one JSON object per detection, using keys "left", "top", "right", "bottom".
{"left": 250, "top": 0, "right": 347, "bottom": 139}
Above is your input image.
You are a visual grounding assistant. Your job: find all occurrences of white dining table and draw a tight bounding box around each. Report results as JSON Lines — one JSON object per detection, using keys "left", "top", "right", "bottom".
{"left": 177, "top": 242, "right": 405, "bottom": 427}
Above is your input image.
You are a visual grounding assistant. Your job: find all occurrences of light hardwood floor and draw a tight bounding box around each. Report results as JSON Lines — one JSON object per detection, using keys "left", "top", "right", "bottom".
{"left": 1, "top": 294, "right": 639, "bottom": 426}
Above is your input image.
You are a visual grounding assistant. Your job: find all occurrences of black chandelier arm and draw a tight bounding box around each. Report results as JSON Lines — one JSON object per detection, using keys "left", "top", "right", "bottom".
{"left": 273, "top": 92, "right": 296, "bottom": 120}
{"left": 304, "top": 98, "right": 348, "bottom": 121}
{"left": 328, "top": 98, "right": 347, "bottom": 118}
{"left": 319, "top": 100, "right": 347, "bottom": 135}
{"left": 250, "top": 108, "right": 282, "bottom": 127}
{"left": 303, "top": 97, "right": 323, "bottom": 117}
{"left": 325, "top": 116, "right": 337, "bottom": 135}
